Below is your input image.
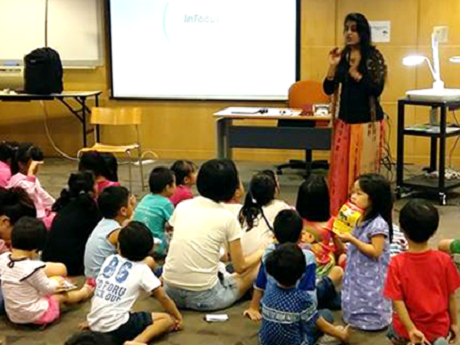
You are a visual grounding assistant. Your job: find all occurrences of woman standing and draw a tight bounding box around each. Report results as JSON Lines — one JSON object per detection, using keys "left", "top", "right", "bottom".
{"left": 324, "top": 13, "right": 387, "bottom": 215}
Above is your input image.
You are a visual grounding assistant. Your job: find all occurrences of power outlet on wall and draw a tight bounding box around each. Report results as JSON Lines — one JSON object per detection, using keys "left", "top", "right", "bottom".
{"left": 433, "top": 26, "right": 448, "bottom": 44}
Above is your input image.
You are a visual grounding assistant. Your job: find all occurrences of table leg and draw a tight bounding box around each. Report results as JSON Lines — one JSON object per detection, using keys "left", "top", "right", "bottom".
{"left": 396, "top": 101, "right": 405, "bottom": 199}
{"left": 439, "top": 106, "right": 447, "bottom": 205}
{"left": 95, "top": 95, "right": 100, "bottom": 143}
{"left": 217, "top": 118, "right": 225, "bottom": 159}
{"left": 81, "top": 97, "right": 87, "bottom": 147}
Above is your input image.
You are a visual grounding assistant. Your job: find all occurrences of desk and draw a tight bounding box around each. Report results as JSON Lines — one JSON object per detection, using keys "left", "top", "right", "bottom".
{"left": 0, "top": 91, "right": 102, "bottom": 147}
{"left": 214, "top": 107, "right": 332, "bottom": 161}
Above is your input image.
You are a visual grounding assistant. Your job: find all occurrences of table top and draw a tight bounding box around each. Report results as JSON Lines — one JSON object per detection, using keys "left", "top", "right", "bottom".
{"left": 0, "top": 90, "right": 102, "bottom": 100}
{"left": 214, "top": 107, "right": 331, "bottom": 121}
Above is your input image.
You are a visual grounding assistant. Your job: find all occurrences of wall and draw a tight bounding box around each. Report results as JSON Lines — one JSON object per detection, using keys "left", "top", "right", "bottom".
{"left": 1, "top": 0, "right": 460, "bottom": 165}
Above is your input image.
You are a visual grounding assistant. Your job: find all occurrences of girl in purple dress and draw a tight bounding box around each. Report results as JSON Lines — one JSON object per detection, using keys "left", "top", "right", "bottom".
{"left": 336, "top": 173, "right": 393, "bottom": 331}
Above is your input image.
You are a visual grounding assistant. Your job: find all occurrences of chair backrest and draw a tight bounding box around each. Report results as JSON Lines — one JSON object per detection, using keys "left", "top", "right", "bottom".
{"left": 288, "top": 80, "right": 330, "bottom": 108}
{"left": 90, "top": 107, "right": 142, "bottom": 126}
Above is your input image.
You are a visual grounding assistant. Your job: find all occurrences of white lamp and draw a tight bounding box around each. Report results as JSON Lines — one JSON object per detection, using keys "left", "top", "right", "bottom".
{"left": 403, "top": 29, "right": 460, "bottom": 101}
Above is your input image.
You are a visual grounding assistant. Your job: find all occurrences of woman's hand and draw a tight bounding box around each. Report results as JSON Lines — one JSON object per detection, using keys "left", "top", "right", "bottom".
{"left": 328, "top": 47, "right": 342, "bottom": 66}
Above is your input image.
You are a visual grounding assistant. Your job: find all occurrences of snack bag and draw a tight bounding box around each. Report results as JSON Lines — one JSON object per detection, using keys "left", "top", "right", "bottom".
{"left": 332, "top": 201, "right": 363, "bottom": 235}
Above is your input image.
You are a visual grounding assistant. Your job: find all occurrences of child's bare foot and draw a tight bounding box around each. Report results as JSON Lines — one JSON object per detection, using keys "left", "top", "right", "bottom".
{"left": 124, "top": 342, "right": 147, "bottom": 345}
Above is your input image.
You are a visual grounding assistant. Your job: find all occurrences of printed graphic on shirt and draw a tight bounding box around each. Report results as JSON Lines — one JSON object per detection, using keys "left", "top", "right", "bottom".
{"left": 95, "top": 256, "right": 132, "bottom": 302}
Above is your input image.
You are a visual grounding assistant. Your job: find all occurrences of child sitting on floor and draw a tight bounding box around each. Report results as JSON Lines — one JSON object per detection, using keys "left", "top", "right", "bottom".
{"left": 238, "top": 171, "right": 290, "bottom": 256}
{"left": 385, "top": 199, "right": 460, "bottom": 345}
{"left": 87, "top": 221, "right": 183, "bottom": 345}
{"left": 244, "top": 209, "right": 342, "bottom": 320}
{"left": 258, "top": 243, "right": 349, "bottom": 345}
{"left": 296, "top": 175, "right": 343, "bottom": 277}
{"left": 84, "top": 186, "right": 137, "bottom": 280}
{"left": 79, "top": 151, "right": 120, "bottom": 195}
{"left": 169, "top": 160, "right": 198, "bottom": 207}
{"left": 0, "top": 217, "right": 93, "bottom": 325}
{"left": 7, "top": 142, "right": 55, "bottom": 229}
{"left": 134, "top": 166, "right": 176, "bottom": 256}
{"left": 0, "top": 141, "right": 18, "bottom": 188}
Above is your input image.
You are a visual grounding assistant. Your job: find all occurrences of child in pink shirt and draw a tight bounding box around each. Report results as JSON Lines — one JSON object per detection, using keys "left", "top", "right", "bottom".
{"left": 0, "top": 141, "right": 18, "bottom": 188}
{"left": 7, "top": 143, "right": 55, "bottom": 229}
{"left": 169, "top": 160, "right": 198, "bottom": 207}
{"left": 0, "top": 217, "right": 93, "bottom": 325}
{"left": 79, "top": 151, "right": 121, "bottom": 195}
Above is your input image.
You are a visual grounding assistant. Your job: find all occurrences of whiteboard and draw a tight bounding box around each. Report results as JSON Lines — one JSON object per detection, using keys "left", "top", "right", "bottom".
{"left": 0, "top": 0, "right": 103, "bottom": 67}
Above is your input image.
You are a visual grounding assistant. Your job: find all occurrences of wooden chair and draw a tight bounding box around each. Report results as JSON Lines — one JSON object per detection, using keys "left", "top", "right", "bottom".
{"left": 78, "top": 107, "right": 145, "bottom": 191}
{"left": 276, "top": 80, "right": 331, "bottom": 175}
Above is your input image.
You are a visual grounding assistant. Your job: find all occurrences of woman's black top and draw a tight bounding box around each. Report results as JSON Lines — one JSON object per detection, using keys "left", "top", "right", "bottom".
{"left": 42, "top": 198, "right": 101, "bottom": 276}
{"left": 323, "top": 47, "right": 386, "bottom": 124}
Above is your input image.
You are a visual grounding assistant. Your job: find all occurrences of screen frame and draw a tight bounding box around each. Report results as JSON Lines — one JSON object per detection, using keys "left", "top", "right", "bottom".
{"left": 106, "top": 0, "right": 301, "bottom": 102}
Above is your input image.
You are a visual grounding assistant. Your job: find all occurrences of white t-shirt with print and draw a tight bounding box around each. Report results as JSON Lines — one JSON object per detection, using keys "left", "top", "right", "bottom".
{"left": 163, "top": 196, "right": 243, "bottom": 291}
{"left": 240, "top": 199, "right": 291, "bottom": 256}
{"left": 87, "top": 254, "right": 161, "bottom": 332}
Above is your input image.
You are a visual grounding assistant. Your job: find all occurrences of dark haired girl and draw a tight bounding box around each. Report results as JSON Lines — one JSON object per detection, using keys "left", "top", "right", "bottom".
{"left": 7, "top": 142, "right": 55, "bottom": 229}
{"left": 238, "top": 172, "right": 289, "bottom": 255}
{"left": 324, "top": 13, "right": 387, "bottom": 215}
{"left": 336, "top": 173, "right": 393, "bottom": 330}
{"left": 42, "top": 171, "right": 102, "bottom": 276}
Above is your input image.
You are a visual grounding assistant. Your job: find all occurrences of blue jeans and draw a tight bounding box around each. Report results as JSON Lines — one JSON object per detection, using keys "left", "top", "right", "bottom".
{"left": 387, "top": 323, "right": 449, "bottom": 345}
{"left": 164, "top": 274, "right": 240, "bottom": 311}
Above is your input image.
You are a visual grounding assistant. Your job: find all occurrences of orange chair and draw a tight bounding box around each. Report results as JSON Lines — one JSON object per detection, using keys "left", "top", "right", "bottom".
{"left": 276, "top": 80, "right": 331, "bottom": 175}
{"left": 78, "top": 107, "right": 147, "bottom": 191}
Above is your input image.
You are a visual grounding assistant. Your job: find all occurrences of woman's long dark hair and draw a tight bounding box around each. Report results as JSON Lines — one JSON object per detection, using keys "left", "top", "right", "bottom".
{"left": 238, "top": 172, "right": 276, "bottom": 231}
{"left": 358, "top": 173, "right": 394, "bottom": 242}
{"left": 296, "top": 175, "right": 330, "bottom": 222}
{"left": 52, "top": 171, "right": 97, "bottom": 212}
{"left": 338, "top": 13, "right": 375, "bottom": 79}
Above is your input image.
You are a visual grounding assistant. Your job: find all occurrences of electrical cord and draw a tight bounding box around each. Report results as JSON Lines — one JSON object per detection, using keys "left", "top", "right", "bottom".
{"left": 41, "top": 101, "right": 79, "bottom": 161}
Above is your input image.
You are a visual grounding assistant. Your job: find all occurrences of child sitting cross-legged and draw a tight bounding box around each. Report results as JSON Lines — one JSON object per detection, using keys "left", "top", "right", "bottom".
{"left": 0, "top": 217, "right": 93, "bottom": 325}
{"left": 244, "top": 209, "right": 341, "bottom": 321}
{"left": 258, "top": 243, "right": 349, "bottom": 345}
{"left": 384, "top": 199, "right": 460, "bottom": 345}
{"left": 87, "top": 221, "right": 183, "bottom": 345}
{"left": 169, "top": 160, "right": 198, "bottom": 207}
{"left": 134, "top": 166, "right": 176, "bottom": 257}
{"left": 84, "top": 186, "right": 140, "bottom": 281}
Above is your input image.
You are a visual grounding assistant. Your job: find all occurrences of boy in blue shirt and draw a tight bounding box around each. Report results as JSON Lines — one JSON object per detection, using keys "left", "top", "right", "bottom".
{"left": 259, "top": 243, "right": 348, "bottom": 345}
{"left": 134, "top": 167, "right": 176, "bottom": 256}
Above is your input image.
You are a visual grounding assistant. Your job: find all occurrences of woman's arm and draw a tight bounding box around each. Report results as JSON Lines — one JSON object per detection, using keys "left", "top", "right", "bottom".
{"left": 323, "top": 47, "right": 342, "bottom": 95}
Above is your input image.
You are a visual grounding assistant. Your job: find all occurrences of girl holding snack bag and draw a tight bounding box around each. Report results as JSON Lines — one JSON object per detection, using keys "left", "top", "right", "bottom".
{"left": 336, "top": 173, "right": 393, "bottom": 331}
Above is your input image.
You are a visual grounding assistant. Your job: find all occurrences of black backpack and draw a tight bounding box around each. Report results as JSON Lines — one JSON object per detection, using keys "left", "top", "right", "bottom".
{"left": 24, "top": 47, "right": 63, "bottom": 94}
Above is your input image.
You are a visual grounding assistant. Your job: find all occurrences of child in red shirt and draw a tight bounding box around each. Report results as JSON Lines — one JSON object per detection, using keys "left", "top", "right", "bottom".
{"left": 384, "top": 199, "right": 460, "bottom": 345}
{"left": 169, "top": 160, "right": 198, "bottom": 207}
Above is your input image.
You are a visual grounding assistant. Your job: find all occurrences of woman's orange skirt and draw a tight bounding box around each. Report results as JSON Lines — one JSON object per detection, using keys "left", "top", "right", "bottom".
{"left": 328, "top": 119, "right": 384, "bottom": 216}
